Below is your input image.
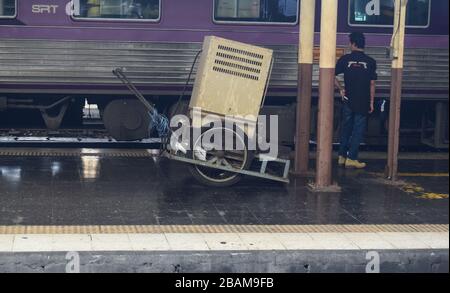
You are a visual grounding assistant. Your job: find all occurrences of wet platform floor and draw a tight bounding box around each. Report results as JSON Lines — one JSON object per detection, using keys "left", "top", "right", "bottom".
{"left": 0, "top": 149, "right": 448, "bottom": 226}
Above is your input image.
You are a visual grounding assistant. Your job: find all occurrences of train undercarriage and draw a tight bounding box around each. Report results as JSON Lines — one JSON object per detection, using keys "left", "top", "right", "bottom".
{"left": 0, "top": 94, "right": 448, "bottom": 149}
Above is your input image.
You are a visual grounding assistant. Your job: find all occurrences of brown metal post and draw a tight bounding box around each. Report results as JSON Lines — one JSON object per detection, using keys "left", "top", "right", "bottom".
{"left": 294, "top": 0, "right": 316, "bottom": 176}
{"left": 386, "top": 0, "right": 407, "bottom": 180}
{"left": 311, "top": 0, "right": 340, "bottom": 191}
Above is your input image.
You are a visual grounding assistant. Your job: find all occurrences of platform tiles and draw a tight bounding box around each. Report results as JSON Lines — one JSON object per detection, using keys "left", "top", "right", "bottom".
{"left": 0, "top": 225, "right": 447, "bottom": 252}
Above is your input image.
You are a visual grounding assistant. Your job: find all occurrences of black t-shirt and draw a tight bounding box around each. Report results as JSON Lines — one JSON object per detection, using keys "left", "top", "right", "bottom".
{"left": 335, "top": 51, "right": 378, "bottom": 114}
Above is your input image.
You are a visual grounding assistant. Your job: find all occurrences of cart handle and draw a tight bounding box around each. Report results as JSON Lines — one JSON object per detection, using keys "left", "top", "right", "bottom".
{"left": 112, "top": 68, "right": 155, "bottom": 113}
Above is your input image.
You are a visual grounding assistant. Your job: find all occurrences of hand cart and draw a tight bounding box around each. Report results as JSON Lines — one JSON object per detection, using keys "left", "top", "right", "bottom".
{"left": 112, "top": 37, "right": 291, "bottom": 187}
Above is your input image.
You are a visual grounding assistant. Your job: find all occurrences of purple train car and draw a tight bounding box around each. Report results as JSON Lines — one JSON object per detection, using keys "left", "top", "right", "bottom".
{"left": 0, "top": 0, "right": 448, "bottom": 145}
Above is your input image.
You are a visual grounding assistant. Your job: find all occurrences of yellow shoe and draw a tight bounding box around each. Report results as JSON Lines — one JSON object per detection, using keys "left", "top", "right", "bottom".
{"left": 345, "top": 159, "right": 367, "bottom": 169}
{"left": 338, "top": 156, "right": 347, "bottom": 166}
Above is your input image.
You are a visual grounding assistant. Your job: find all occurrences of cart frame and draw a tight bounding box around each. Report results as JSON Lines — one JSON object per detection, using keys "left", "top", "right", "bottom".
{"left": 113, "top": 68, "right": 290, "bottom": 185}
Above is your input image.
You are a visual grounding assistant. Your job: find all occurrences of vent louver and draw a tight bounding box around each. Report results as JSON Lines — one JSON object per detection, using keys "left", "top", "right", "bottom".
{"left": 213, "top": 44, "right": 264, "bottom": 81}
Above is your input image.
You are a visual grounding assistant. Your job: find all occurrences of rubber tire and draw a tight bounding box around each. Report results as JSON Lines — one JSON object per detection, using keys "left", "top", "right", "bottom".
{"left": 188, "top": 127, "right": 254, "bottom": 187}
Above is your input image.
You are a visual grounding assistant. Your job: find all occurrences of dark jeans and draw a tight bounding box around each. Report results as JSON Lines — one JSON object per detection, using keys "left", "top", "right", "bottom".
{"left": 338, "top": 103, "right": 367, "bottom": 161}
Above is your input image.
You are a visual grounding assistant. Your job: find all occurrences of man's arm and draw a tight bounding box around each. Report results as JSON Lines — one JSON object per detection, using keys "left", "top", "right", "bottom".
{"left": 335, "top": 56, "right": 346, "bottom": 99}
{"left": 369, "top": 59, "right": 378, "bottom": 114}
{"left": 369, "top": 80, "right": 376, "bottom": 113}
{"left": 335, "top": 78, "right": 346, "bottom": 100}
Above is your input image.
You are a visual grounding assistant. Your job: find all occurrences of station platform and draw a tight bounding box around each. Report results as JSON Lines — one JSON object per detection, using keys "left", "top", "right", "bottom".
{"left": 0, "top": 148, "right": 448, "bottom": 273}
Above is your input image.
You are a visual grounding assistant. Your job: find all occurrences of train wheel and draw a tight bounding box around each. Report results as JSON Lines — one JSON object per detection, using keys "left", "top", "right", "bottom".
{"left": 102, "top": 99, "right": 150, "bottom": 141}
{"left": 188, "top": 127, "right": 253, "bottom": 187}
{"left": 62, "top": 98, "right": 84, "bottom": 127}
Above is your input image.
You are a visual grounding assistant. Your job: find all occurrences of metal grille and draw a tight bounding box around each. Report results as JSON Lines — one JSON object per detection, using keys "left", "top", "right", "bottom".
{"left": 0, "top": 40, "right": 447, "bottom": 98}
{"left": 212, "top": 44, "right": 264, "bottom": 81}
{"left": 212, "top": 65, "right": 259, "bottom": 81}
{"left": 213, "top": 52, "right": 264, "bottom": 81}
{"left": 217, "top": 44, "right": 265, "bottom": 60}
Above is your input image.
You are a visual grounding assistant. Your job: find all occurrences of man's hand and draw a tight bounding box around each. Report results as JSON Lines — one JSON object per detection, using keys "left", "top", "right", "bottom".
{"left": 335, "top": 78, "right": 346, "bottom": 101}
{"left": 339, "top": 89, "right": 347, "bottom": 101}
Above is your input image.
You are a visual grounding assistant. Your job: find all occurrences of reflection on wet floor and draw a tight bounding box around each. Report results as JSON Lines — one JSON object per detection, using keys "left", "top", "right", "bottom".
{"left": 81, "top": 156, "right": 101, "bottom": 180}
{"left": 0, "top": 166, "right": 21, "bottom": 184}
{"left": 0, "top": 152, "right": 448, "bottom": 226}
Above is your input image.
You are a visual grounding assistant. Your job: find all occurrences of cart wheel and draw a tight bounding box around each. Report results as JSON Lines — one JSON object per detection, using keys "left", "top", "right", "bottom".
{"left": 188, "top": 127, "right": 253, "bottom": 187}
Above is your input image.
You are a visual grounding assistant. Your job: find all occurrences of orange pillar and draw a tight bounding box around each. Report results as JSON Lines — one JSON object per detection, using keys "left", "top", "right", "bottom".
{"left": 310, "top": 0, "right": 341, "bottom": 192}
{"left": 294, "top": 0, "right": 316, "bottom": 176}
{"left": 385, "top": 0, "right": 408, "bottom": 180}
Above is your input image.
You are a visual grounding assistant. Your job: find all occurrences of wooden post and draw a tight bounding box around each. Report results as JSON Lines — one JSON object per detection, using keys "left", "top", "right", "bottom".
{"left": 294, "top": 0, "right": 316, "bottom": 176}
{"left": 386, "top": 0, "right": 408, "bottom": 180}
{"left": 310, "top": 0, "right": 340, "bottom": 192}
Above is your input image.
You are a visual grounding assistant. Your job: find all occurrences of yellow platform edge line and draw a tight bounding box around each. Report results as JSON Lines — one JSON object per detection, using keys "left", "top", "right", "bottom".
{"left": 398, "top": 173, "right": 449, "bottom": 177}
{"left": 0, "top": 224, "right": 447, "bottom": 235}
{"left": 370, "top": 172, "right": 449, "bottom": 178}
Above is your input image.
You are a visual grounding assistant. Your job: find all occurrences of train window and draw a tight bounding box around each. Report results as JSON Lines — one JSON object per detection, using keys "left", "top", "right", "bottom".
{"left": 349, "top": 0, "right": 431, "bottom": 27}
{"left": 0, "top": 0, "right": 16, "bottom": 18}
{"left": 72, "top": 0, "right": 160, "bottom": 21}
{"left": 213, "top": 0, "right": 299, "bottom": 24}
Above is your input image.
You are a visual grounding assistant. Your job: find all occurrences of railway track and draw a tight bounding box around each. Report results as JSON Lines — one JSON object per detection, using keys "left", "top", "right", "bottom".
{"left": 0, "top": 127, "right": 161, "bottom": 148}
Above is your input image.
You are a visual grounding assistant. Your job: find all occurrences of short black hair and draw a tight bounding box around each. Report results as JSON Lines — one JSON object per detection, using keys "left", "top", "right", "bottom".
{"left": 349, "top": 32, "right": 366, "bottom": 49}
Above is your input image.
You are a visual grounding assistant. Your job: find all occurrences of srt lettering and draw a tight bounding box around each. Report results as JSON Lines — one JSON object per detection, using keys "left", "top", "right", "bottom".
{"left": 32, "top": 5, "right": 59, "bottom": 14}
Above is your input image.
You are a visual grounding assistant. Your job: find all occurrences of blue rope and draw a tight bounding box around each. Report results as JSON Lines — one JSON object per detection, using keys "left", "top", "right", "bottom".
{"left": 149, "top": 108, "right": 170, "bottom": 138}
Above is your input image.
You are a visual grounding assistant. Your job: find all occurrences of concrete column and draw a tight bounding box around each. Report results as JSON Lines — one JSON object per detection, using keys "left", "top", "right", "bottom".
{"left": 312, "top": 0, "right": 339, "bottom": 191}
{"left": 385, "top": 0, "right": 408, "bottom": 180}
{"left": 0, "top": 0, "right": 4, "bottom": 16}
{"left": 294, "top": 0, "right": 316, "bottom": 176}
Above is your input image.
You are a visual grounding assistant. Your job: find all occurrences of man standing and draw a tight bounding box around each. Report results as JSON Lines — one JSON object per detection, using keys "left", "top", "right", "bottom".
{"left": 335, "top": 32, "right": 377, "bottom": 169}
